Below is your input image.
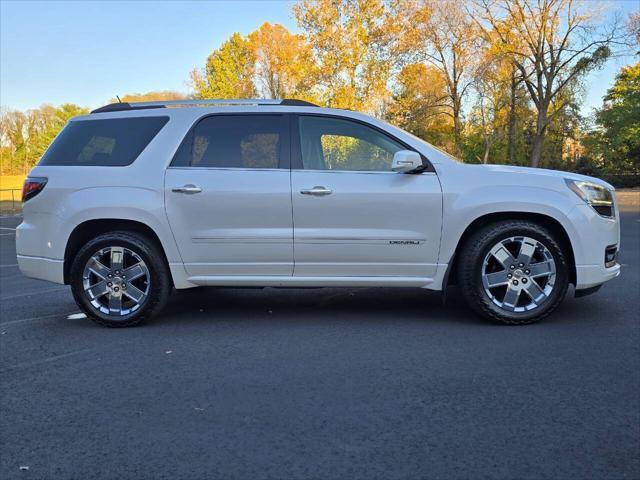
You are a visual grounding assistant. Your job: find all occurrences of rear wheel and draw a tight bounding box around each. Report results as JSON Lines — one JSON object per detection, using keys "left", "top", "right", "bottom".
{"left": 457, "top": 220, "right": 569, "bottom": 325}
{"left": 70, "top": 231, "right": 170, "bottom": 327}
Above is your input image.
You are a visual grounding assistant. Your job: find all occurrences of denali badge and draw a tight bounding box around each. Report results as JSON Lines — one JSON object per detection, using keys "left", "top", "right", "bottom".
{"left": 389, "top": 240, "right": 421, "bottom": 245}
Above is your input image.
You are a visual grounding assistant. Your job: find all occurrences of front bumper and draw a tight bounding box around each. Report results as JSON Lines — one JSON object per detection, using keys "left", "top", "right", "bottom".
{"left": 566, "top": 203, "right": 621, "bottom": 290}
{"left": 575, "top": 263, "right": 621, "bottom": 290}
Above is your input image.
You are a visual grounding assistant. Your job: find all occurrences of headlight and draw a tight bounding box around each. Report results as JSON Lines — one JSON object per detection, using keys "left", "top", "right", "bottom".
{"left": 565, "top": 179, "right": 614, "bottom": 217}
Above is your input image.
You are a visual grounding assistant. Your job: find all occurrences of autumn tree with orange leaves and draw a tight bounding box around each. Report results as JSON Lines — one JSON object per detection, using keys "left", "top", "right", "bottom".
{"left": 2, "top": 0, "right": 637, "bottom": 178}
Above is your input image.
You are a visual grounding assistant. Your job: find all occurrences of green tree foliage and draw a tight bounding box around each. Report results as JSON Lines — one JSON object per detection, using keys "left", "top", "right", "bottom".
{"left": 190, "top": 32, "right": 256, "bottom": 99}
{"left": 190, "top": 23, "right": 319, "bottom": 102}
{"left": 585, "top": 63, "right": 640, "bottom": 174}
{"left": 1, "top": 104, "right": 88, "bottom": 175}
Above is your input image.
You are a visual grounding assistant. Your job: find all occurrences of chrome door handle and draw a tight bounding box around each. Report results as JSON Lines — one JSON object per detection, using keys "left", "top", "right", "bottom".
{"left": 172, "top": 184, "right": 202, "bottom": 194}
{"left": 300, "top": 186, "right": 333, "bottom": 196}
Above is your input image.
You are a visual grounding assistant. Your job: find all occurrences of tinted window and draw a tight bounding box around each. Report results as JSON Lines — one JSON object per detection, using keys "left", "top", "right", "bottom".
{"left": 298, "top": 116, "right": 405, "bottom": 171}
{"left": 172, "top": 115, "right": 287, "bottom": 169}
{"left": 39, "top": 117, "right": 169, "bottom": 166}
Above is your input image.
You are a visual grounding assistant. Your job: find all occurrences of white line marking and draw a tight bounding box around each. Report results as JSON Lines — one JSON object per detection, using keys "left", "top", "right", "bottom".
{"left": 0, "top": 227, "right": 16, "bottom": 231}
{"left": 67, "top": 312, "right": 87, "bottom": 320}
{"left": 0, "top": 311, "right": 76, "bottom": 326}
{"left": 0, "top": 264, "right": 18, "bottom": 268}
{"left": 0, "top": 232, "right": 16, "bottom": 236}
{"left": 0, "top": 286, "right": 68, "bottom": 301}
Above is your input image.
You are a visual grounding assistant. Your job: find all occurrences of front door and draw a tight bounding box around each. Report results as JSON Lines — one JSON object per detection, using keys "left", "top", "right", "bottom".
{"left": 291, "top": 115, "right": 442, "bottom": 278}
{"left": 165, "top": 114, "right": 293, "bottom": 277}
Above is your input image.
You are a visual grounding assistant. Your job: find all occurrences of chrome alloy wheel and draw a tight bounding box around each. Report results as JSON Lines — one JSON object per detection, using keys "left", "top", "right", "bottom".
{"left": 481, "top": 236, "right": 556, "bottom": 313}
{"left": 82, "top": 246, "right": 150, "bottom": 316}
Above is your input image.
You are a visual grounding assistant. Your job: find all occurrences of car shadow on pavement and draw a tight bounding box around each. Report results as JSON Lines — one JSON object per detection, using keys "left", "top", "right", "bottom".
{"left": 152, "top": 286, "right": 486, "bottom": 328}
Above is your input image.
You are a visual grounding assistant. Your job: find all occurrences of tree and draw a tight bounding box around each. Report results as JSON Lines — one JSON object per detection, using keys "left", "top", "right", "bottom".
{"left": 396, "top": 0, "right": 481, "bottom": 151}
{"left": 190, "top": 32, "right": 256, "bottom": 99}
{"left": 505, "top": 64, "right": 524, "bottom": 163}
{"left": 111, "top": 91, "right": 189, "bottom": 103}
{"left": 387, "top": 63, "right": 454, "bottom": 151}
{"left": 475, "top": 0, "right": 622, "bottom": 167}
{"left": 537, "top": 94, "right": 583, "bottom": 170}
{"left": 248, "top": 22, "right": 318, "bottom": 101}
{"left": 471, "top": 58, "right": 511, "bottom": 163}
{"left": 629, "top": 11, "right": 640, "bottom": 51}
{"left": 0, "top": 110, "right": 28, "bottom": 174}
{"left": 0, "top": 104, "right": 88, "bottom": 175}
{"left": 30, "top": 104, "right": 88, "bottom": 162}
{"left": 587, "top": 62, "right": 640, "bottom": 173}
{"left": 293, "top": 0, "right": 393, "bottom": 113}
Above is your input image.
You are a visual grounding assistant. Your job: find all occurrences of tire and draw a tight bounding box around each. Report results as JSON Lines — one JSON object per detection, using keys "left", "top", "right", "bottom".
{"left": 456, "top": 220, "right": 569, "bottom": 325}
{"left": 70, "top": 231, "right": 171, "bottom": 327}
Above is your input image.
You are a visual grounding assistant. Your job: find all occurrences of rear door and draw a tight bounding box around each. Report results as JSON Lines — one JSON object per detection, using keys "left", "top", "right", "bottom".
{"left": 164, "top": 114, "right": 293, "bottom": 277}
{"left": 291, "top": 114, "right": 442, "bottom": 278}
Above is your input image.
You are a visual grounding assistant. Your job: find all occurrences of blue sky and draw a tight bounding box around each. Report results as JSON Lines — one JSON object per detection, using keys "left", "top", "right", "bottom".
{"left": 0, "top": 0, "right": 637, "bottom": 115}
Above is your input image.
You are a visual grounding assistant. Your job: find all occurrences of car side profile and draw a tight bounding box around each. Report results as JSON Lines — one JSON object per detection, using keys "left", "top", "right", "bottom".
{"left": 17, "top": 99, "right": 621, "bottom": 327}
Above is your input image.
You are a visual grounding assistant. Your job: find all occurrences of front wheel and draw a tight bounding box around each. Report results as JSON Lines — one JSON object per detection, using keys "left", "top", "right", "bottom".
{"left": 70, "top": 231, "right": 171, "bottom": 327}
{"left": 457, "top": 220, "right": 569, "bottom": 325}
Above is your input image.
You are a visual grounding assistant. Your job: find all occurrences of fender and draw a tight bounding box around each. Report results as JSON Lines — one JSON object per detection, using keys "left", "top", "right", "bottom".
{"left": 56, "top": 186, "right": 183, "bottom": 265}
{"left": 439, "top": 185, "right": 582, "bottom": 268}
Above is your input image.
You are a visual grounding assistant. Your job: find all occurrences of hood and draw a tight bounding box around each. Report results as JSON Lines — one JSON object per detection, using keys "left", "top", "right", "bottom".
{"left": 478, "top": 164, "right": 614, "bottom": 190}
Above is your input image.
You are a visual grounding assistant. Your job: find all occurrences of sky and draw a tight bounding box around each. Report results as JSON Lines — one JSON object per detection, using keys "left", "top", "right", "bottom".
{"left": 0, "top": 0, "right": 637, "bottom": 115}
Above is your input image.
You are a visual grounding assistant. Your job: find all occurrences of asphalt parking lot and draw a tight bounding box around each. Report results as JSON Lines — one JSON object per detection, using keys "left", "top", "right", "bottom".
{"left": 1, "top": 211, "right": 638, "bottom": 480}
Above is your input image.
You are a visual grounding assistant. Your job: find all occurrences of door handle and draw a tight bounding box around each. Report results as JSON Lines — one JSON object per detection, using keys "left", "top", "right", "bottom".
{"left": 172, "top": 184, "right": 202, "bottom": 194}
{"left": 300, "top": 186, "right": 333, "bottom": 196}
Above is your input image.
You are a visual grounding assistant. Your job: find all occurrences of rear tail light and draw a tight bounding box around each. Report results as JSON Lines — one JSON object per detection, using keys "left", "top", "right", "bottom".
{"left": 22, "top": 177, "right": 47, "bottom": 202}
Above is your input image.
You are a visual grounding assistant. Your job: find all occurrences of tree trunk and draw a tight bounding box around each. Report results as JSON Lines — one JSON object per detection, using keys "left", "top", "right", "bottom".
{"left": 530, "top": 106, "right": 548, "bottom": 168}
{"left": 453, "top": 102, "right": 461, "bottom": 153}
{"left": 483, "top": 141, "right": 490, "bottom": 164}
{"left": 530, "top": 134, "right": 544, "bottom": 168}
{"left": 507, "top": 68, "right": 517, "bottom": 164}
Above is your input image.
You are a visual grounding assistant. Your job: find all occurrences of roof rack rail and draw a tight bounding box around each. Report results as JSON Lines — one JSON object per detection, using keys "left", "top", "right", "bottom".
{"left": 91, "top": 98, "right": 318, "bottom": 114}
{"left": 280, "top": 99, "right": 318, "bottom": 107}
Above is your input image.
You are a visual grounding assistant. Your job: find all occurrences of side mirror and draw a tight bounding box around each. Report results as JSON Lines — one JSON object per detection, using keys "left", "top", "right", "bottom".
{"left": 391, "top": 150, "right": 422, "bottom": 173}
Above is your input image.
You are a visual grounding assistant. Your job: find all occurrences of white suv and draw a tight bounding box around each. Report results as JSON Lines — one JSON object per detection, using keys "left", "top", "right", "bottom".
{"left": 17, "top": 99, "right": 621, "bottom": 327}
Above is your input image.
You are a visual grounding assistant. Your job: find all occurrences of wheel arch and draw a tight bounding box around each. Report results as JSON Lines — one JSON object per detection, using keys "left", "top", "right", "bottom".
{"left": 63, "top": 219, "right": 173, "bottom": 286}
{"left": 445, "top": 211, "right": 577, "bottom": 288}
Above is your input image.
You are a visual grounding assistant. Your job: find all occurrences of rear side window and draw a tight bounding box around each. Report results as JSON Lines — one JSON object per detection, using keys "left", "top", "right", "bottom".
{"left": 39, "top": 116, "right": 169, "bottom": 166}
{"left": 171, "top": 115, "right": 288, "bottom": 169}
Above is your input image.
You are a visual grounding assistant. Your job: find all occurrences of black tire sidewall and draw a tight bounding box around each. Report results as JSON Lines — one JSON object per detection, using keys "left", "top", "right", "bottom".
{"left": 70, "top": 232, "right": 170, "bottom": 327}
{"left": 459, "top": 221, "right": 569, "bottom": 324}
